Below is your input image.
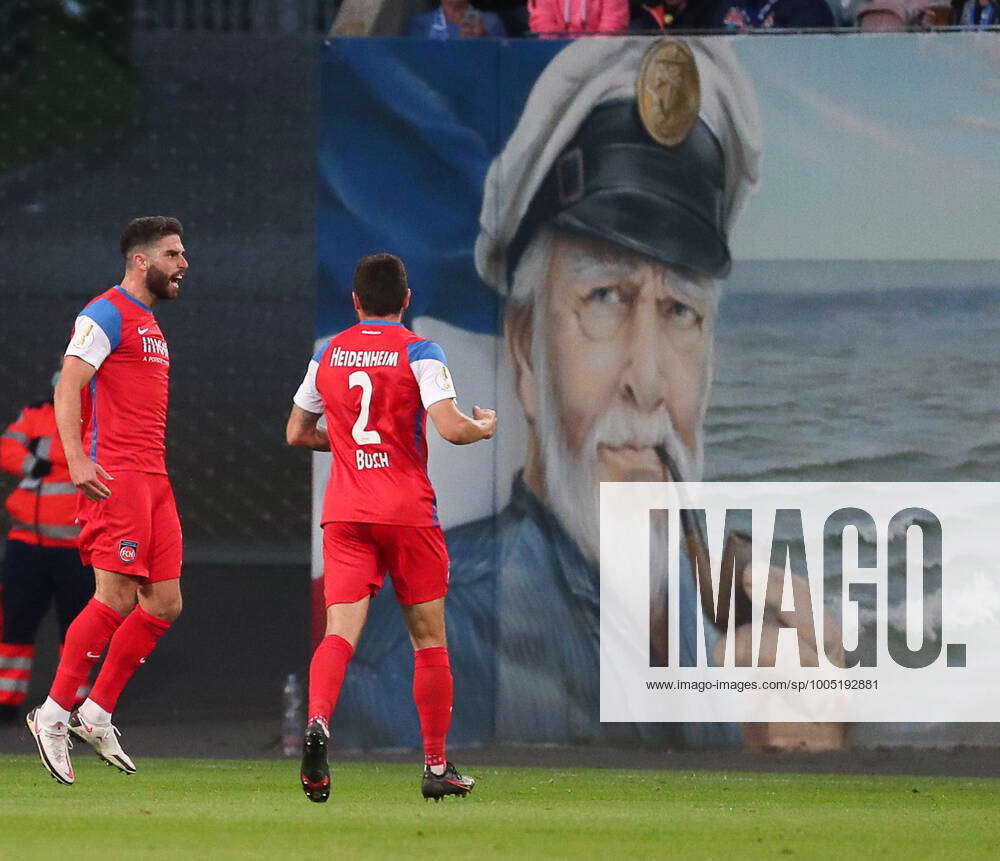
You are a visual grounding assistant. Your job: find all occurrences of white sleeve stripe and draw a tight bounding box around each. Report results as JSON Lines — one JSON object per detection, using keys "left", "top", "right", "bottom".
{"left": 292, "top": 360, "right": 324, "bottom": 414}
{"left": 422, "top": 389, "right": 455, "bottom": 409}
{"left": 64, "top": 315, "right": 113, "bottom": 370}
{"left": 410, "top": 357, "right": 458, "bottom": 409}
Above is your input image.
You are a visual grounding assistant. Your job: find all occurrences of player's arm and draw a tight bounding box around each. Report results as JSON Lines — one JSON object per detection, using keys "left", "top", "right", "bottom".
{"left": 427, "top": 400, "right": 497, "bottom": 445}
{"left": 54, "top": 356, "right": 114, "bottom": 501}
{"left": 285, "top": 405, "right": 331, "bottom": 452}
{"left": 288, "top": 354, "right": 329, "bottom": 451}
{"left": 409, "top": 340, "right": 496, "bottom": 445}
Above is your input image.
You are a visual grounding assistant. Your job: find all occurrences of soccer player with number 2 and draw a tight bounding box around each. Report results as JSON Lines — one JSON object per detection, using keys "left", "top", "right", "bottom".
{"left": 286, "top": 253, "right": 497, "bottom": 803}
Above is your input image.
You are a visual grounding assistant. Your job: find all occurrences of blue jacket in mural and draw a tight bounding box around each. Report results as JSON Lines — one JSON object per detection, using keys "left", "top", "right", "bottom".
{"left": 332, "top": 475, "right": 740, "bottom": 750}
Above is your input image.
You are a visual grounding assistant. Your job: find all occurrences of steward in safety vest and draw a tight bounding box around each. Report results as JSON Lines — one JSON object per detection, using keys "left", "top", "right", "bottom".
{"left": 0, "top": 394, "right": 92, "bottom": 720}
{"left": 1, "top": 398, "right": 79, "bottom": 548}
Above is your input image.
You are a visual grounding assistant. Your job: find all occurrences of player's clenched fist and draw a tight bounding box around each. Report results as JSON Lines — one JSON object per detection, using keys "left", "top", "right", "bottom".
{"left": 472, "top": 406, "right": 497, "bottom": 439}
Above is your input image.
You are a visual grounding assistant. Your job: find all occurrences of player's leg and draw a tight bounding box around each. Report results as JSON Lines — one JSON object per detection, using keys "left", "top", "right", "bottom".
{"left": 401, "top": 598, "right": 472, "bottom": 800}
{"left": 26, "top": 567, "right": 135, "bottom": 785}
{"left": 401, "top": 597, "right": 452, "bottom": 768}
{"left": 0, "top": 541, "right": 52, "bottom": 723}
{"left": 71, "top": 474, "right": 181, "bottom": 774}
{"left": 51, "top": 546, "right": 97, "bottom": 709}
{"left": 70, "top": 576, "right": 177, "bottom": 775}
{"left": 309, "top": 597, "right": 369, "bottom": 724}
{"left": 87, "top": 576, "right": 180, "bottom": 714}
{"left": 301, "top": 597, "right": 370, "bottom": 803}
{"left": 69, "top": 577, "right": 177, "bottom": 774}
{"left": 50, "top": 567, "right": 136, "bottom": 709}
{"left": 391, "top": 524, "right": 473, "bottom": 800}
{"left": 301, "top": 522, "right": 380, "bottom": 803}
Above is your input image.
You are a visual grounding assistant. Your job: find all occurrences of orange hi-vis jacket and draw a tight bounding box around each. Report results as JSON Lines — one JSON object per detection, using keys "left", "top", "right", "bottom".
{"left": 1, "top": 400, "right": 80, "bottom": 549}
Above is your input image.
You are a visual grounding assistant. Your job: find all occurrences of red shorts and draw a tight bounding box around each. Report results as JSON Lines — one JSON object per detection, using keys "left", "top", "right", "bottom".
{"left": 322, "top": 521, "right": 449, "bottom": 607}
{"left": 77, "top": 471, "right": 182, "bottom": 582}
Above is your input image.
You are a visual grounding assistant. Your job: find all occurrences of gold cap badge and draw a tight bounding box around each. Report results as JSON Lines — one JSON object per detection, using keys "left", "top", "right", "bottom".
{"left": 636, "top": 40, "right": 701, "bottom": 148}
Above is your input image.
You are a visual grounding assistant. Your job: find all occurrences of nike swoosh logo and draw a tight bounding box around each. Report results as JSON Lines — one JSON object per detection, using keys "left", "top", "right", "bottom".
{"left": 138, "top": 327, "right": 150, "bottom": 334}
{"left": 81, "top": 720, "right": 94, "bottom": 733}
{"left": 86, "top": 651, "right": 101, "bottom": 659}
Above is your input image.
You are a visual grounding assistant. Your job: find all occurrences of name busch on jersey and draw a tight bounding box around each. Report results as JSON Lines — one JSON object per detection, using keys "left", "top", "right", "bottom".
{"left": 293, "top": 322, "right": 456, "bottom": 528}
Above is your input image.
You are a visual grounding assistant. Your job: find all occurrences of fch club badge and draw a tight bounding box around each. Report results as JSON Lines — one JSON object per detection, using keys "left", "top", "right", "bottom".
{"left": 119, "top": 540, "right": 139, "bottom": 563}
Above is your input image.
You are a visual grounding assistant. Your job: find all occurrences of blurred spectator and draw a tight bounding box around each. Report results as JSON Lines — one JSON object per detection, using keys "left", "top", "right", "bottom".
{"left": 409, "top": 0, "right": 508, "bottom": 37}
{"left": 0, "top": 367, "right": 92, "bottom": 724}
{"left": 856, "top": 0, "right": 950, "bottom": 28}
{"left": 529, "top": 0, "right": 631, "bottom": 36}
{"left": 716, "top": 0, "right": 835, "bottom": 28}
{"left": 628, "top": 0, "right": 721, "bottom": 29}
{"left": 834, "top": 0, "right": 871, "bottom": 25}
{"left": 957, "top": 0, "right": 998, "bottom": 24}
{"left": 475, "top": 0, "right": 532, "bottom": 35}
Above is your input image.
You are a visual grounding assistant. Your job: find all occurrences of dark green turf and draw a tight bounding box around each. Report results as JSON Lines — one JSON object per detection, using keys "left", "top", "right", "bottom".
{"left": 1, "top": 755, "right": 999, "bottom": 859}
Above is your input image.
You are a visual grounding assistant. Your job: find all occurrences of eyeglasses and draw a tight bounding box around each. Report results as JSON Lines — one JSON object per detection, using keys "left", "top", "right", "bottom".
{"left": 574, "top": 283, "right": 705, "bottom": 343}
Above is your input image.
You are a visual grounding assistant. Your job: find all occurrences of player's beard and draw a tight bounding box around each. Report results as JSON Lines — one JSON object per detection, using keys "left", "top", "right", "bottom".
{"left": 533, "top": 308, "right": 706, "bottom": 566}
{"left": 145, "top": 263, "right": 177, "bottom": 301}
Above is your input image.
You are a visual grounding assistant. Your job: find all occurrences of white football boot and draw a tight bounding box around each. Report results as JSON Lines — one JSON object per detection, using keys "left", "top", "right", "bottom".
{"left": 26, "top": 708, "right": 75, "bottom": 785}
{"left": 69, "top": 712, "right": 137, "bottom": 774}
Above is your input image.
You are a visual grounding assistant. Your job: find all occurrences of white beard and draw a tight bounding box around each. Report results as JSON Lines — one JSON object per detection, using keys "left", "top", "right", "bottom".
{"left": 509, "top": 226, "right": 715, "bottom": 567}
{"left": 534, "top": 337, "right": 705, "bottom": 565}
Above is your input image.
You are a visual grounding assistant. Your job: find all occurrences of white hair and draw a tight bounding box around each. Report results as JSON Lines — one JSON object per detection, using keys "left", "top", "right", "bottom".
{"left": 506, "top": 227, "right": 716, "bottom": 563}
{"left": 509, "top": 226, "right": 556, "bottom": 306}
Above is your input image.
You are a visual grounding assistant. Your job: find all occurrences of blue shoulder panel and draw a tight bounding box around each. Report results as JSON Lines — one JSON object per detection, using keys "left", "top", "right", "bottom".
{"left": 311, "top": 342, "right": 330, "bottom": 363}
{"left": 406, "top": 339, "right": 447, "bottom": 365}
{"left": 82, "top": 297, "right": 123, "bottom": 352}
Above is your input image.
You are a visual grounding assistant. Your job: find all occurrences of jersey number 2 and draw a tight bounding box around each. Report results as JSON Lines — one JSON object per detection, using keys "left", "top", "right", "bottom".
{"left": 348, "top": 371, "right": 382, "bottom": 445}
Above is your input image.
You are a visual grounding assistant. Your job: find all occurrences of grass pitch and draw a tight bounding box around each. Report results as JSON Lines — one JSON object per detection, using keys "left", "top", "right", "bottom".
{"left": 1, "top": 755, "right": 999, "bottom": 859}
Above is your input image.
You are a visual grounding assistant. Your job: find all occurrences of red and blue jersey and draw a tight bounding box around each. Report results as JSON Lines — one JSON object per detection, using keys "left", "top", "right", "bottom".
{"left": 293, "top": 322, "right": 456, "bottom": 528}
{"left": 64, "top": 285, "right": 170, "bottom": 475}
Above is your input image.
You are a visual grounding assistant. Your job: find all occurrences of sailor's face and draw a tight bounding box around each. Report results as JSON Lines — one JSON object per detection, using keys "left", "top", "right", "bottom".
{"left": 542, "top": 232, "right": 712, "bottom": 483}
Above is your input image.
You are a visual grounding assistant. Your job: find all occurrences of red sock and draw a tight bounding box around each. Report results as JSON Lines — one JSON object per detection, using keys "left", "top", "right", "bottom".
{"left": 49, "top": 599, "right": 124, "bottom": 711}
{"left": 308, "top": 634, "right": 354, "bottom": 723}
{"left": 88, "top": 606, "right": 171, "bottom": 713}
{"left": 56, "top": 643, "right": 94, "bottom": 709}
{"left": 413, "top": 646, "right": 452, "bottom": 769}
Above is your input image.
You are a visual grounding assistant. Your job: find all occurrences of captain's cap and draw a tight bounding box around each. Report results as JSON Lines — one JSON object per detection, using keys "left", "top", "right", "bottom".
{"left": 476, "top": 38, "right": 762, "bottom": 292}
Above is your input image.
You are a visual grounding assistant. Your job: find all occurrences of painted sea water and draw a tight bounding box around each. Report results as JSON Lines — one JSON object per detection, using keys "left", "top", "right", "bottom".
{"left": 708, "top": 261, "right": 1000, "bottom": 484}
{"left": 709, "top": 261, "right": 1000, "bottom": 744}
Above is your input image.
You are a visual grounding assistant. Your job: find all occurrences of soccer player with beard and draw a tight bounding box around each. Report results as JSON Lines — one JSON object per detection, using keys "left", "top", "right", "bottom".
{"left": 320, "top": 38, "right": 763, "bottom": 751}
{"left": 286, "top": 253, "right": 496, "bottom": 802}
{"left": 26, "top": 217, "right": 188, "bottom": 785}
